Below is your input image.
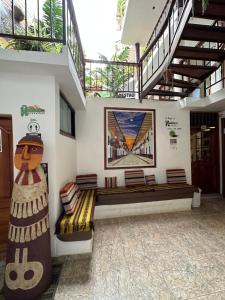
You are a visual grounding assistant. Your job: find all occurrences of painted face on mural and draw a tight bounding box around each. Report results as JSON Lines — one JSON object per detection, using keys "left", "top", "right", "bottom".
{"left": 15, "top": 135, "right": 43, "bottom": 171}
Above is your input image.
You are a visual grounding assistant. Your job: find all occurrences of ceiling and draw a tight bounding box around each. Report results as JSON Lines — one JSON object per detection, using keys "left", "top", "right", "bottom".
{"left": 121, "top": 0, "right": 168, "bottom": 46}
{"left": 180, "top": 88, "right": 225, "bottom": 113}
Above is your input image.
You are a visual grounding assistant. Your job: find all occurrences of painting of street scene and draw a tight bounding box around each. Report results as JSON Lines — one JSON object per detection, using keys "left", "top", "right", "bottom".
{"left": 105, "top": 108, "right": 156, "bottom": 169}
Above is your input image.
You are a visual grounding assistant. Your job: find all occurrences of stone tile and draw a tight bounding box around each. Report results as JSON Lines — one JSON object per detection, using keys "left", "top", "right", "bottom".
{"left": 3, "top": 198, "right": 225, "bottom": 299}
{"left": 164, "top": 269, "right": 214, "bottom": 299}
{"left": 192, "top": 291, "right": 225, "bottom": 299}
{"left": 60, "top": 256, "right": 92, "bottom": 280}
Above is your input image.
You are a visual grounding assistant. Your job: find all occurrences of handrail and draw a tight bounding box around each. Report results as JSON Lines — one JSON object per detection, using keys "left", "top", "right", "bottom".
{"left": 146, "top": 0, "right": 174, "bottom": 47}
{"left": 85, "top": 59, "right": 138, "bottom": 66}
{"left": 139, "top": 0, "right": 190, "bottom": 98}
{"left": 65, "top": 0, "right": 85, "bottom": 89}
{"left": 66, "top": 0, "right": 85, "bottom": 65}
{"left": 1, "top": 0, "right": 225, "bottom": 100}
{"left": 205, "top": 63, "right": 225, "bottom": 97}
{"left": 140, "top": 0, "right": 187, "bottom": 63}
{"left": 0, "top": 0, "right": 85, "bottom": 90}
{"left": 85, "top": 59, "right": 139, "bottom": 98}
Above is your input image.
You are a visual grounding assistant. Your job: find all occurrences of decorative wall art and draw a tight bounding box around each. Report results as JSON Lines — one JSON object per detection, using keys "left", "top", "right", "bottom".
{"left": 20, "top": 105, "right": 45, "bottom": 117}
{"left": 3, "top": 134, "right": 52, "bottom": 300}
{"left": 104, "top": 108, "right": 156, "bottom": 169}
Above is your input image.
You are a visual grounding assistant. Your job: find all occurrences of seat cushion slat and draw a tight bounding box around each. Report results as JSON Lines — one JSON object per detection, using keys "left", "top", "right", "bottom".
{"left": 55, "top": 190, "right": 95, "bottom": 236}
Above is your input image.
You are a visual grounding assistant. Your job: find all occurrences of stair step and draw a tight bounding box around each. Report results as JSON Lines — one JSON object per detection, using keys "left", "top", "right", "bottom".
{"left": 158, "top": 78, "right": 198, "bottom": 89}
{"left": 174, "top": 46, "right": 225, "bottom": 61}
{"left": 182, "top": 24, "right": 225, "bottom": 43}
{"left": 169, "top": 63, "right": 217, "bottom": 80}
{"left": 147, "top": 89, "right": 187, "bottom": 98}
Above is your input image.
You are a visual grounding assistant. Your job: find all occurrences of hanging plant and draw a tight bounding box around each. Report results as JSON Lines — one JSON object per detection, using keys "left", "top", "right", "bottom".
{"left": 192, "top": 0, "right": 209, "bottom": 16}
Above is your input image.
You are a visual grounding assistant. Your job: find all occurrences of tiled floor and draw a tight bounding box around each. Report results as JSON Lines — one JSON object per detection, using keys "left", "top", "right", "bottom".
{"left": 55, "top": 197, "right": 225, "bottom": 300}
{"left": 2, "top": 197, "right": 225, "bottom": 299}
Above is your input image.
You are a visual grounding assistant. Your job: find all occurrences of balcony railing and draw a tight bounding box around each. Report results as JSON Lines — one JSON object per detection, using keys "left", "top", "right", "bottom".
{"left": 85, "top": 59, "right": 139, "bottom": 98}
{"left": 139, "top": 0, "right": 189, "bottom": 94}
{"left": 0, "top": 0, "right": 85, "bottom": 90}
{"left": 1, "top": 0, "right": 225, "bottom": 100}
{"left": 146, "top": 0, "right": 173, "bottom": 48}
{"left": 204, "top": 63, "right": 225, "bottom": 97}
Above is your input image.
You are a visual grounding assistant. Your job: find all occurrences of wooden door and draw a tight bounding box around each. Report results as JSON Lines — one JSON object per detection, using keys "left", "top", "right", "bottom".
{"left": 191, "top": 127, "right": 219, "bottom": 193}
{"left": 0, "top": 116, "right": 13, "bottom": 255}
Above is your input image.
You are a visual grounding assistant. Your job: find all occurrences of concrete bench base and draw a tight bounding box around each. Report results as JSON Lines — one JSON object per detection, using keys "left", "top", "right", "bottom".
{"left": 55, "top": 231, "right": 94, "bottom": 257}
{"left": 95, "top": 198, "right": 192, "bottom": 220}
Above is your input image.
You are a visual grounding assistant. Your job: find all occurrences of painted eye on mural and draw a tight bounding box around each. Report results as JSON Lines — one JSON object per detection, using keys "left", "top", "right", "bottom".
{"left": 31, "top": 147, "right": 38, "bottom": 152}
{"left": 15, "top": 145, "right": 24, "bottom": 153}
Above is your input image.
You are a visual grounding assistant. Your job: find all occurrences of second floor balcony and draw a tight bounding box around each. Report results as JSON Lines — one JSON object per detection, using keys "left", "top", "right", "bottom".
{"left": 1, "top": 0, "right": 225, "bottom": 103}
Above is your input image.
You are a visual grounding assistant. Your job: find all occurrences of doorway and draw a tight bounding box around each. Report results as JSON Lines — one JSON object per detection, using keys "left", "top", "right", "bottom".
{"left": 191, "top": 112, "right": 220, "bottom": 194}
{"left": 0, "top": 115, "right": 13, "bottom": 256}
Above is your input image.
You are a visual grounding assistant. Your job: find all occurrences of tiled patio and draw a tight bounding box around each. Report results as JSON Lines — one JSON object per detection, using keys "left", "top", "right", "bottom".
{"left": 54, "top": 197, "right": 225, "bottom": 300}
{"left": 2, "top": 197, "right": 225, "bottom": 299}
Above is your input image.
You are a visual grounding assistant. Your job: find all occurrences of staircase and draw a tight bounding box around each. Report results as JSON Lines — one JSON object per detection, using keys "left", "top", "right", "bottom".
{"left": 140, "top": 0, "right": 225, "bottom": 100}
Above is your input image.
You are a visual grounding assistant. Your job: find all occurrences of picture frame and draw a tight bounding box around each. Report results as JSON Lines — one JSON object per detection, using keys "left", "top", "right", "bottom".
{"left": 104, "top": 107, "right": 156, "bottom": 169}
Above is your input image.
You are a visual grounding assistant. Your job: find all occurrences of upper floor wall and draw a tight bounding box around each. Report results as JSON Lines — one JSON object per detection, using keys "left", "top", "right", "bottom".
{"left": 121, "top": 0, "right": 168, "bottom": 46}
{"left": 0, "top": 46, "right": 86, "bottom": 110}
{"left": 0, "top": 0, "right": 86, "bottom": 109}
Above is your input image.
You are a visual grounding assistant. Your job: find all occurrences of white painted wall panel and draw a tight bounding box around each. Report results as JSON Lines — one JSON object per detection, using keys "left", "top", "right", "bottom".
{"left": 76, "top": 98, "right": 192, "bottom": 187}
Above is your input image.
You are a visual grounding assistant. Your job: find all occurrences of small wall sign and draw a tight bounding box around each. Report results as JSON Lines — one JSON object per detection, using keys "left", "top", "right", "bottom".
{"left": 20, "top": 105, "right": 45, "bottom": 117}
{"left": 165, "top": 116, "right": 182, "bottom": 150}
{"left": 27, "top": 119, "right": 40, "bottom": 134}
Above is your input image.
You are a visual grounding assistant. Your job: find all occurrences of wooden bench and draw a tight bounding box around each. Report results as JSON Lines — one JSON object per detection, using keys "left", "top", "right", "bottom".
{"left": 96, "top": 183, "right": 200, "bottom": 219}
{"left": 97, "top": 183, "right": 198, "bottom": 205}
{"left": 55, "top": 190, "right": 96, "bottom": 256}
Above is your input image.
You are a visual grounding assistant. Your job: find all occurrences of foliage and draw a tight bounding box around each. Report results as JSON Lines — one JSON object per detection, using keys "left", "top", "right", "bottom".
{"left": 1, "top": 0, "right": 63, "bottom": 53}
{"left": 117, "top": 0, "right": 126, "bottom": 27}
{"left": 42, "top": 0, "right": 63, "bottom": 40}
{"left": 86, "top": 47, "right": 135, "bottom": 98}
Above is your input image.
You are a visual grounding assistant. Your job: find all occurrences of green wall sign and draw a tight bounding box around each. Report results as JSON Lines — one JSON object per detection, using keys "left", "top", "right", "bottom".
{"left": 20, "top": 105, "right": 45, "bottom": 117}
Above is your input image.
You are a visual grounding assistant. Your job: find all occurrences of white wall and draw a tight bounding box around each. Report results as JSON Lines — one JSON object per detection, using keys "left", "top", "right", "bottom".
{"left": 54, "top": 81, "right": 78, "bottom": 219}
{"left": 0, "top": 73, "right": 78, "bottom": 257}
{"left": 77, "top": 97, "right": 192, "bottom": 187}
{"left": 0, "top": 72, "right": 57, "bottom": 254}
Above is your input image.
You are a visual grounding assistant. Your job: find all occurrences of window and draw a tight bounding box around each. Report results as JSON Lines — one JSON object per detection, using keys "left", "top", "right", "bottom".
{"left": 60, "top": 93, "right": 75, "bottom": 138}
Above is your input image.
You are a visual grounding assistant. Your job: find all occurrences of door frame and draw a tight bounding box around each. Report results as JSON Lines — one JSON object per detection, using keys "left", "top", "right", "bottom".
{"left": 0, "top": 114, "right": 14, "bottom": 195}
{"left": 190, "top": 113, "right": 220, "bottom": 194}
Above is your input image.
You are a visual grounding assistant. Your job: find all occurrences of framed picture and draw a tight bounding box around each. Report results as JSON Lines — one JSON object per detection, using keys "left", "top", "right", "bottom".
{"left": 104, "top": 107, "right": 156, "bottom": 169}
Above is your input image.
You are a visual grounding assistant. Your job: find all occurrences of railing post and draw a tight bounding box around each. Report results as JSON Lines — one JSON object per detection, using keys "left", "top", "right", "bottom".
{"left": 139, "top": 62, "right": 143, "bottom": 102}
{"left": 204, "top": 79, "right": 207, "bottom": 97}
{"left": 135, "top": 43, "right": 140, "bottom": 63}
{"left": 168, "top": 17, "right": 171, "bottom": 54}
{"left": 62, "top": 0, "right": 67, "bottom": 45}
{"left": 135, "top": 42, "right": 141, "bottom": 102}
{"left": 11, "top": 0, "right": 14, "bottom": 35}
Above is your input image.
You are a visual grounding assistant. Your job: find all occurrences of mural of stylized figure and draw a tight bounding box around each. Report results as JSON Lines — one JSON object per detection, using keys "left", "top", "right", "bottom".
{"left": 3, "top": 134, "right": 52, "bottom": 300}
